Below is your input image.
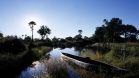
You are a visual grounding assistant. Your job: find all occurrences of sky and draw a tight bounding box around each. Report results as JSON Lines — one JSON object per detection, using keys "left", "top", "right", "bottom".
{"left": 0, "top": 0, "right": 139, "bottom": 38}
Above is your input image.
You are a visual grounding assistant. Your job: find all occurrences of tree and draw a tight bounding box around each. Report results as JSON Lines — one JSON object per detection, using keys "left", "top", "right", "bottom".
{"left": 65, "top": 36, "right": 73, "bottom": 41}
{"left": 137, "top": 30, "right": 139, "bottom": 40}
{"left": 93, "top": 18, "right": 138, "bottom": 42}
{"left": 24, "top": 36, "right": 31, "bottom": 43}
{"left": 52, "top": 37, "right": 59, "bottom": 46}
{"left": 74, "top": 34, "right": 82, "bottom": 41}
{"left": 0, "top": 32, "right": 3, "bottom": 38}
{"left": 121, "top": 24, "right": 137, "bottom": 42}
{"left": 104, "top": 18, "right": 123, "bottom": 42}
{"left": 93, "top": 26, "right": 106, "bottom": 42}
{"left": 37, "top": 25, "right": 51, "bottom": 40}
{"left": 28, "top": 21, "right": 36, "bottom": 41}
{"left": 73, "top": 30, "right": 83, "bottom": 41}
{"left": 78, "top": 30, "right": 83, "bottom": 35}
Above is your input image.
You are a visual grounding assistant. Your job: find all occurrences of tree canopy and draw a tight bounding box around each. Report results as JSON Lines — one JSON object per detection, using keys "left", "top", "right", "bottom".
{"left": 93, "top": 18, "right": 138, "bottom": 42}
{"left": 37, "top": 25, "right": 51, "bottom": 40}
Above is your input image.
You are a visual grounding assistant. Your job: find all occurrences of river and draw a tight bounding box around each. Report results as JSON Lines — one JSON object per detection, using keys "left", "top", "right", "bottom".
{"left": 16, "top": 46, "right": 128, "bottom": 78}
{"left": 18, "top": 48, "right": 85, "bottom": 78}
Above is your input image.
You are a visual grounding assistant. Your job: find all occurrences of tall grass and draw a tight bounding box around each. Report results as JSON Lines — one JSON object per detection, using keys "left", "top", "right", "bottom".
{"left": 80, "top": 50, "right": 103, "bottom": 61}
{"left": 43, "top": 59, "right": 68, "bottom": 78}
{"left": 31, "top": 46, "right": 52, "bottom": 58}
{"left": 81, "top": 43, "right": 139, "bottom": 77}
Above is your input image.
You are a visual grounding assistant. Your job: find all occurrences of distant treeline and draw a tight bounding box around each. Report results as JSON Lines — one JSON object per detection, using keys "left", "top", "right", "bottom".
{"left": 93, "top": 18, "right": 139, "bottom": 43}
{"left": 0, "top": 17, "right": 139, "bottom": 48}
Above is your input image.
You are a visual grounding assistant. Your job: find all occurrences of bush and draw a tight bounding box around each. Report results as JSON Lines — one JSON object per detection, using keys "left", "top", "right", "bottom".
{"left": 0, "top": 38, "right": 26, "bottom": 54}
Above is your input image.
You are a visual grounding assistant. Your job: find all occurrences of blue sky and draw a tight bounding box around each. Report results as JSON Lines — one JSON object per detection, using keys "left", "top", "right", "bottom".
{"left": 0, "top": 0, "right": 139, "bottom": 38}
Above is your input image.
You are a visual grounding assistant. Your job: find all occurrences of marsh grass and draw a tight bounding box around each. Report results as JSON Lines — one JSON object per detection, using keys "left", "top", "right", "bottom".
{"left": 74, "top": 68, "right": 111, "bottom": 78}
{"left": 44, "top": 59, "right": 68, "bottom": 78}
{"left": 31, "top": 46, "right": 52, "bottom": 58}
{"left": 80, "top": 50, "right": 103, "bottom": 61}
{"left": 100, "top": 43, "right": 139, "bottom": 77}
{"left": 80, "top": 43, "right": 139, "bottom": 77}
{"left": 0, "top": 50, "right": 27, "bottom": 61}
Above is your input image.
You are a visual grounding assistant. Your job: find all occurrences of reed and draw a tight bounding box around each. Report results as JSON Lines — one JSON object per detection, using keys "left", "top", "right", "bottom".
{"left": 45, "top": 59, "right": 68, "bottom": 78}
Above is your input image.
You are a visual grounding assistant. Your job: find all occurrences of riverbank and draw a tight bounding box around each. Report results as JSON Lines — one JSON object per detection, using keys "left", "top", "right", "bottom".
{"left": 0, "top": 44, "right": 52, "bottom": 78}
{"left": 80, "top": 43, "right": 139, "bottom": 77}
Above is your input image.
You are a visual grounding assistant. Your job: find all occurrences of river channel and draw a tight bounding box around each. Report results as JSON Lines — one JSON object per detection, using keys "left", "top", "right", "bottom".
{"left": 18, "top": 47, "right": 86, "bottom": 78}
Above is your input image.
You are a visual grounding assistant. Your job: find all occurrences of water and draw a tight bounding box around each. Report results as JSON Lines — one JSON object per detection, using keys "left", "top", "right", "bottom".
{"left": 50, "top": 48, "right": 79, "bottom": 59}
{"left": 18, "top": 61, "right": 46, "bottom": 78}
{"left": 18, "top": 48, "right": 82, "bottom": 78}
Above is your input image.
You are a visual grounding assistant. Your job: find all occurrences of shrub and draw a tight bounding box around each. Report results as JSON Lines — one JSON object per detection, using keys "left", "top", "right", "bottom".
{"left": 0, "top": 38, "right": 26, "bottom": 54}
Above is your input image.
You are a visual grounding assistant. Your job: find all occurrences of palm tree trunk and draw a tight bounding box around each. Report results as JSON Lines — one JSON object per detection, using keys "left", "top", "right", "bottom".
{"left": 32, "top": 25, "right": 33, "bottom": 42}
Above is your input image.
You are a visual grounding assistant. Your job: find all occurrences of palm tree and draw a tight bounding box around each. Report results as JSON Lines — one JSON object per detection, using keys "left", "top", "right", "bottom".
{"left": 29, "top": 21, "right": 36, "bottom": 41}
{"left": 78, "top": 30, "right": 82, "bottom": 35}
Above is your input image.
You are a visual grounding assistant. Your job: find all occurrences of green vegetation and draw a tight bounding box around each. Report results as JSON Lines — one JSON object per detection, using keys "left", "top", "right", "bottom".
{"left": 93, "top": 18, "right": 139, "bottom": 43}
{"left": 42, "top": 59, "right": 68, "bottom": 78}
{"left": 32, "top": 46, "right": 52, "bottom": 58}
{"left": 80, "top": 43, "right": 139, "bottom": 77}
{"left": 0, "top": 17, "right": 139, "bottom": 77}
{"left": 103, "top": 43, "right": 139, "bottom": 77}
{"left": 0, "top": 37, "right": 27, "bottom": 61}
{"left": 0, "top": 36, "right": 52, "bottom": 77}
{"left": 73, "top": 67, "right": 110, "bottom": 78}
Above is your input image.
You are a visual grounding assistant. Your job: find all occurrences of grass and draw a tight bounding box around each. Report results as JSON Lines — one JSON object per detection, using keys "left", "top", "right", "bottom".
{"left": 43, "top": 57, "right": 109, "bottom": 78}
{"left": 0, "top": 45, "right": 52, "bottom": 63}
{"left": 29, "top": 43, "right": 139, "bottom": 78}
{"left": 74, "top": 68, "right": 111, "bottom": 78}
{"left": 103, "top": 44, "right": 139, "bottom": 67}
{"left": 0, "top": 50, "right": 27, "bottom": 61}
{"left": 31, "top": 46, "right": 52, "bottom": 58}
{"left": 103, "top": 44, "right": 139, "bottom": 77}
{"left": 35, "top": 43, "right": 139, "bottom": 78}
{"left": 80, "top": 50, "right": 103, "bottom": 61}
{"left": 81, "top": 43, "right": 139, "bottom": 77}
{"left": 42, "top": 59, "right": 68, "bottom": 78}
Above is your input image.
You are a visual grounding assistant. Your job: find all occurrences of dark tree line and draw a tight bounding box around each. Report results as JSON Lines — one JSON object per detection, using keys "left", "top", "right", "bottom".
{"left": 0, "top": 17, "right": 139, "bottom": 50}
{"left": 0, "top": 35, "right": 26, "bottom": 54}
{"left": 92, "top": 18, "right": 139, "bottom": 43}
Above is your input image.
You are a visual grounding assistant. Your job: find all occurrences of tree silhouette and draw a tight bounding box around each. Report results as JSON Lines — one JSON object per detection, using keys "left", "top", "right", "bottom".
{"left": 28, "top": 21, "right": 36, "bottom": 41}
{"left": 137, "top": 30, "right": 139, "bottom": 40}
{"left": 122, "top": 24, "right": 137, "bottom": 41}
{"left": 78, "top": 30, "right": 83, "bottom": 35}
{"left": 37, "top": 25, "right": 51, "bottom": 40}
{"left": 104, "top": 18, "right": 122, "bottom": 42}
{"left": 0, "top": 32, "right": 3, "bottom": 38}
{"left": 24, "top": 36, "right": 31, "bottom": 43}
{"left": 93, "top": 18, "right": 138, "bottom": 42}
{"left": 94, "top": 26, "right": 106, "bottom": 42}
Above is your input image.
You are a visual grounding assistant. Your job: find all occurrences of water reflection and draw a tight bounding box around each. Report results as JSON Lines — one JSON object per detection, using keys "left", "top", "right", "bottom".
{"left": 50, "top": 48, "right": 79, "bottom": 59}
{"left": 18, "top": 47, "right": 126, "bottom": 78}
{"left": 74, "top": 47, "right": 84, "bottom": 52}
{"left": 18, "top": 48, "right": 81, "bottom": 78}
{"left": 18, "top": 61, "right": 46, "bottom": 78}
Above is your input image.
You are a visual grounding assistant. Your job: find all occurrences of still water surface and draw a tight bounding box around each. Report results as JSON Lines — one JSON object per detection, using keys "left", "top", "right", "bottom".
{"left": 18, "top": 48, "right": 83, "bottom": 78}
